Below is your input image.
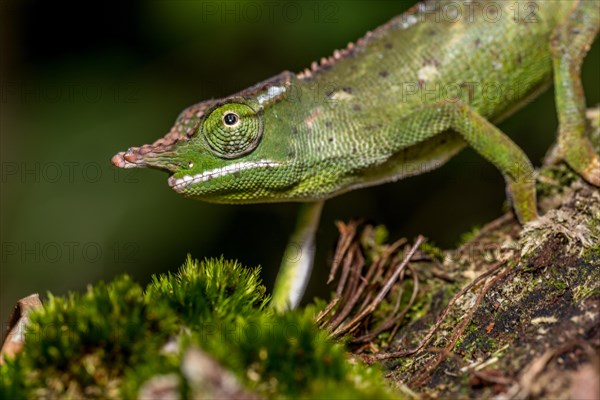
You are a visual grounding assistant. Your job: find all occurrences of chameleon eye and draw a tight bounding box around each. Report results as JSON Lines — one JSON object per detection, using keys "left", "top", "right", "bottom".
{"left": 223, "top": 112, "right": 239, "bottom": 126}
{"left": 202, "top": 103, "right": 263, "bottom": 159}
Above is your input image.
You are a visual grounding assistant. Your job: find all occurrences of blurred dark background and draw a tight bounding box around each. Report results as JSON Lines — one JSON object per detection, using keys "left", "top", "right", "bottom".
{"left": 1, "top": 1, "right": 598, "bottom": 326}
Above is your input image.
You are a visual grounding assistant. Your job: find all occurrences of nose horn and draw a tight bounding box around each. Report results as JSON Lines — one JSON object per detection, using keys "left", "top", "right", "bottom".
{"left": 111, "top": 149, "right": 147, "bottom": 169}
{"left": 111, "top": 121, "right": 193, "bottom": 169}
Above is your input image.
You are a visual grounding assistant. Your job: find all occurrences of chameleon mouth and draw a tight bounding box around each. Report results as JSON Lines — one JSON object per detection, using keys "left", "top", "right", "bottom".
{"left": 167, "top": 159, "right": 281, "bottom": 192}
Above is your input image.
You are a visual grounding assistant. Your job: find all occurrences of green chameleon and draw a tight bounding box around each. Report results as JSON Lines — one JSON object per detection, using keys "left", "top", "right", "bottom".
{"left": 113, "top": 0, "right": 599, "bottom": 311}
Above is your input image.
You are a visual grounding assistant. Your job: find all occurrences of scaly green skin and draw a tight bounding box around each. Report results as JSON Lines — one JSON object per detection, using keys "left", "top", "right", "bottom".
{"left": 113, "top": 0, "right": 600, "bottom": 310}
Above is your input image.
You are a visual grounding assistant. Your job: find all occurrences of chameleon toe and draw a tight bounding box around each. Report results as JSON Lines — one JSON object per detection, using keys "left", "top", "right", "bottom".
{"left": 582, "top": 156, "right": 600, "bottom": 186}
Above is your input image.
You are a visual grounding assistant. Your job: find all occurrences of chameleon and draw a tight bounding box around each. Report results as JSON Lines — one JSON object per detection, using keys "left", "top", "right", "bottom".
{"left": 112, "top": 0, "right": 600, "bottom": 311}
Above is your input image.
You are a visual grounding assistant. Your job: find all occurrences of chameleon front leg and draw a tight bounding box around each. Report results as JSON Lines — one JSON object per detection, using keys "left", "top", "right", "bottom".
{"left": 549, "top": 0, "right": 600, "bottom": 185}
{"left": 400, "top": 102, "right": 538, "bottom": 223}
{"left": 270, "top": 200, "right": 325, "bottom": 312}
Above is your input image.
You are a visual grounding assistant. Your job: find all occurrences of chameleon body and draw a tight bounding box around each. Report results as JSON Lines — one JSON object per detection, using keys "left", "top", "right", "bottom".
{"left": 113, "top": 1, "right": 600, "bottom": 310}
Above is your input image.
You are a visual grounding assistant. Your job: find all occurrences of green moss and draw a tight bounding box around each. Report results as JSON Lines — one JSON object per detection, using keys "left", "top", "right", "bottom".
{"left": 583, "top": 247, "right": 600, "bottom": 262}
{"left": 552, "top": 280, "right": 567, "bottom": 292}
{"left": 536, "top": 164, "right": 579, "bottom": 198}
{"left": 458, "top": 226, "right": 481, "bottom": 247}
{"left": 0, "top": 358, "right": 28, "bottom": 400}
{"left": 0, "top": 257, "right": 397, "bottom": 399}
{"left": 146, "top": 255, "right": 269, "bottom": 325}
{"left": 420, "top": 242, "right": 445, "bottom": 262}
{"left": 194, "top": 308, "right": 364, "bottom": 397}
{"left": 360, "top": 224, "right": 391, "bottom": 264}
{"left": 2, "top": 276, "right": 179, "bottom": 398}
{"left": 574, "top": 287, "right": 600, "bottom": 301}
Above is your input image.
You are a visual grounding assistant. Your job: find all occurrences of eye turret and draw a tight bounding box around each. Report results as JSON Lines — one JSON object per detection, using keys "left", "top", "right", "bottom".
{"left": 202, "top": 102, "right": 263, "bottom": 159}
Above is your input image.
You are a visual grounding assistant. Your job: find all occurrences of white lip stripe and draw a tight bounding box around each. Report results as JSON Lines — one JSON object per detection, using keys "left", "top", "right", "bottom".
{"left": 171, "top": 159, "right": 280, "bottom": 190}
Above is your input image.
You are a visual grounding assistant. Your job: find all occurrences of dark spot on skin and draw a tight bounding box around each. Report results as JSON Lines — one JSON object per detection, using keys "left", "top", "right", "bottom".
{"left": 325, "top": 120, "right": 333, "bottom": 128}
{"left": 352, "top": 147, "right": 357, "bottom": 154}
{"left": 550, "top": 35, "right": 562, "bottom": 50}
{"left": 384, "top": 42, "right": 393, "bottom": 49}
{"left": 423, "top": 57, "right": 440, "bottom": 67}
{"left": 328, "top": 137, "right": 334, "bottom": 143}
{"left": 288, "top": 150, "right": 295, "bottom": 158}
{"left": 291, "top": 126, "right": 298, "bottom": 134}
{"left": 460, "top": 82, "right": 475, "bottom": 103}
{"left": 352, "top": 104, "right": 362, "bottom": 112}
{"left": 365, "top": 123, "right": 382, "bottom": 131}
{"left": 379, "top": 70, "right": 389, "bottom": 78}
{"left": 342, "top": 87, "right": 353, "bottom": 94}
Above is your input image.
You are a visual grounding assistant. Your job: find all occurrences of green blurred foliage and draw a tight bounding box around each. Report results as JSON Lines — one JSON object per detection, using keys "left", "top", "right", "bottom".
{"left": 1, "top": 0, "right": 599, "bottom": 326}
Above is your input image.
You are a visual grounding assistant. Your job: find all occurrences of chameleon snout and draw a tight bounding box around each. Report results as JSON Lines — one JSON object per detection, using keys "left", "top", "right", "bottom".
{"left": 111, "top": 150, "right": 145, "bottom": 169}
{"left": 111, "top": 147, "right": 162, "bottom": 169}
{"left": 111, "top": 145, "right": 181, "bottom": 175}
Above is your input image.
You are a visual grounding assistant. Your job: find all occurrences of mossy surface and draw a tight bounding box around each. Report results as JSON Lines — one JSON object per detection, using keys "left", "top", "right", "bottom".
{"left": 345, "top": 173, "right": 599, "bottom": 398}
{"left": 0, "top": 257, "right": 395, "bottom": 399}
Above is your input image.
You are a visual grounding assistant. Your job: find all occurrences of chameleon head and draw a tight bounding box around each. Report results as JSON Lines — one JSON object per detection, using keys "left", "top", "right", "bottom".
{"left": 111, "top": 72, "right": 301, "bottom": 203}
